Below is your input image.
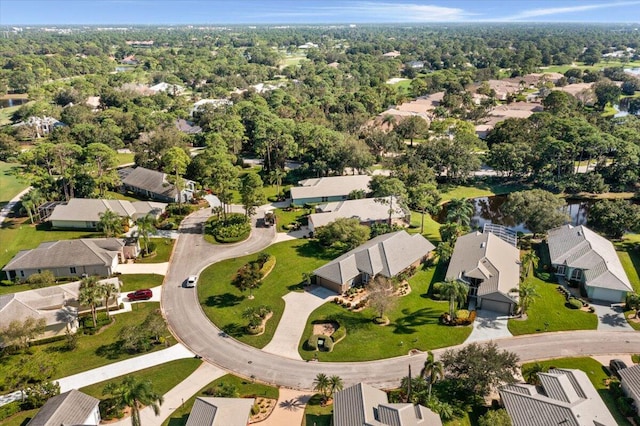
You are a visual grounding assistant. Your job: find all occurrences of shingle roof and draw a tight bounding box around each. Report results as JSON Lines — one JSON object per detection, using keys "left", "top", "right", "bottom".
{"left": 119, "top": 166, "right": 186, "bottom": 199}
{"left": 499, "top": 369, "right": 616, "bottom": 426}
{"left": 291, "top": 175, "right": 372, "bottom": 201}
{"left": 445, "top": 231, "right": 520, "bottom": 298}
{"left": 313, "top": 231, "right": 435, "bottom": 285}
{"left": 310, "top": 197, "right": 408, "bottom": 229}
{"left": 185, "top": 397, "right": 254, "bottom": 426}
{"left": 547, "top": 225, "right": 632, "bottom": 292}
{"left": 27, "top": 389, "right": 99, "bottom": 426}
{"left": 2, "top": 238, "right": 124, "bottom": 271}
{"left": 619, "top": 365, "right": 640, "bottom": 405}
{"left": 49, "top": 198, "right": 167, "bottom": 223}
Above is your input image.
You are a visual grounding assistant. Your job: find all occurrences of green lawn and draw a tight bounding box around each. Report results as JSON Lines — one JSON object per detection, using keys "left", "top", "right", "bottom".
{"left": 2, "top": 408, "right": 38, "bottom": 426}
{"left": 615, "top": 234, "right": 640, "bottom": 294}
{"left": 0, "top": 162, "right": 27, "bottom": 205}
{"left": 118, "top": 274, "right": 165, "bottom": 292}
{"left": 80, "top": 358, "right": 202, "bottom": 399}
{"left": 302, "top": 394, "right": 333, "bottom": 426}
{"left": 542, "top": 59, "right": 640, "bottom": 74}
{"left": 136, "top": 238, "right": 175, "bottom": 263}
{"left": 439, "top": 181, "right": 528, "bottom": 203}
{"left": 116, "top": 152, "right": 135, "bottom": 166}
{"left": 0, "top": 302, "right": 175, "bottom": 392}
{"left": 409, "top": 210, "right": 442, "bottom": 242}
{"left": 274, "top": 206, "right": 310, "bottom": 232}
{"left": 298, "top": 264, "right": 472, "bottom": 362}
{"left": 508, "top": 276, "right": 597, "bottom": 335}
{"left": 0, "top": 105, "right": 24, "bottom": 126}
{"left": 163, "top": 374, "right": 279, "bottom": 426}
{"left": 522, "top": 357, "right": 631, "bottom": 426}
{"left": 198, "top": 239, "right": 331, "bottom": 348}
{"left": 104, "top": 190, "right": 141, "bottom": 202}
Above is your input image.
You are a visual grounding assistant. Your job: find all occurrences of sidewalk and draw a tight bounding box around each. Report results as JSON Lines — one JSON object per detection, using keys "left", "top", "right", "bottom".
{"left": 0, "top": 186, "right": 30, "bottom": 224}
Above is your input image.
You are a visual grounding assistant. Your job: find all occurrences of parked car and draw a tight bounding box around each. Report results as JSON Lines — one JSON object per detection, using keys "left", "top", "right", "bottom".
{"left": 185, "top": 275, "right": 198, "bottom": 288}
{"left": 127, "top": 289, "right": 153, "bottom": 301}
{"left": 609, "top": 359, "right": 628, "bottom": 379}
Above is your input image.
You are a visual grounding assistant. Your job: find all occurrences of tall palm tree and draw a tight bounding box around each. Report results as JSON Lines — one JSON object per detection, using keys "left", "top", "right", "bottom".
{"left": 78, "top": 276, "right": 105, "bottom": 328}
{"left": 518, "top": 281, "right": 539, "bottom": 317}
{"left": 102, "top": 281, "right": 119, "bottom": 319}
{"left": 103, "top": 376, "right": 163, "bottom": 426}
{"left": 521, "top": 250, "right": 539, "bottom": 278}
{"left": 522, "top": 362, "right": 547, "bottom": 386}
{"left": 313, "top": 373, "right": 331, "bottom": 404}
{"left": 445, "top": 198, "right": 474, "bottom": 228}
{"left": 98, "top": 210, "right": 123, "bottom": 237}
{"left": 21, "top": 189, "right": 44, "bottom": 224}
{"left": 268, "top": 167, "right": 286, "bottom": 200}
{"left": 328, "top": 375, "right": 344, "bottom": 400}
{"left": 136, "top": 214, "right": 155, "bottom": 255}
{"left": 420, "top": 351, "right": 444, "bottom": 401}
{"left": 440, "top": 279, "right": 469, "bottom": 318}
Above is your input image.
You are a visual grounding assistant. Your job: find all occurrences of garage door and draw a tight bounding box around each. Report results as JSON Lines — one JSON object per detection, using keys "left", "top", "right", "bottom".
{"left": 480, "top": 298, "right": 511, "bottom": 314}
{"left": 589, "top": 287, "right": 624, "bottom": 303}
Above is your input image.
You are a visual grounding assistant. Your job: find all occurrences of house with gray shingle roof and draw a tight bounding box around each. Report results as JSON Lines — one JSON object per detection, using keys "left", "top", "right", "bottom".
{"left": 500, "top": 368, "right": 616, "bottom": 426}
{"left": 308, "top": 196, "right": 410, "bottom": 233}
{"left": 445, "top": 229, "right": 520, "bottom": 314}
{"left": 27, "top": 389, "right": 100, "bottom": 426}
{"left": 119, "top": 166, "right": 195, "bottom": 203}
{"left": 185, "top": 397, "right": 255, "bottom": 426}
{"left": 619, "top": 365, "right": 640, "bottom": 415}
{"left": 547, "top": 224, "right": 632, "bottom": 303}
{"left": 49, "top": 198, "right": 166, "bottom": 230}
{"left": 313, "top": 231, "right": 435, "bottom": 294}
{"left": 290, "top": 175, "right": 372, "bottom": 206}
{"left": 2, "top": 238, "right": 131, "bottom": 281}
{"left": 333, "top": 382, "right": 441, "bottom": 426}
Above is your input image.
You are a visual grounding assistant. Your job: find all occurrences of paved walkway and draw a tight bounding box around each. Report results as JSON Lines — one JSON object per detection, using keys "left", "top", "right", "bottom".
{"left": 465, "top": 310, "right": 513, "bottom": 343}
{"left": 117, "top": 262, "right": 169, "bottom": 275}
{"left": 0, "top": 186, "right": 30, "bottom": 224}
{"left": 261, "top": 388, "right": 313, "bottom": 426}
{"left": 591, "top": 302, "right": 635, "bottom": 332}
{"left": 109, "top": 361, "right": 225, "bottom": 426}
{"left": 56, "top": 343, "right": 194, "bottom": 392}
{"left": 262, "top": 286, "right": 336, "bottom": 360}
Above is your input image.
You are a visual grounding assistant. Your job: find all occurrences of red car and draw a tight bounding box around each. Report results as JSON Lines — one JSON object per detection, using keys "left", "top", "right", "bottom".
{"left": 127, "top": 289, "right": 153, "bottom": 301}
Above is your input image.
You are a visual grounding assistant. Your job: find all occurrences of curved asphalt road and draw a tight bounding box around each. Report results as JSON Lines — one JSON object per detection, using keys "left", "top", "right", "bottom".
{"left": 162, "top": 208, "right": 640, "bottom": 390}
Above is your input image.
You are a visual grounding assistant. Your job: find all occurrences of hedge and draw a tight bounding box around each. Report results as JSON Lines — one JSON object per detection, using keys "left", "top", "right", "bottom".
{"left": 0, "top": 401, "right": 21, "bottom": 421}
{"left": 307, "top": 334, "right": 334, "bottom": 352}
{"left": 331, "top": 324, "right": 346, "bottom": 343}
{"left": 259, "top": 255, "right": 276, "bottom": 279}
{"left": 567, "top": 298, "right": 583, "bottom": 309}
{"left": 30, "top": 334, "right": 67, "bottom": 346}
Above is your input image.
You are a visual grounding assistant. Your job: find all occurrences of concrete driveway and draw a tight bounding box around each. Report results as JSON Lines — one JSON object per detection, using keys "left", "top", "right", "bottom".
{"left": 465, "top": 310, "right": 513, "bottom": 343}
{"left": 117, "top": 262, "right": 169, "bottom": 275}
{"left": 262, "top": 286, "right": 336, "bottom": 360}
{"left": 591, "top": 302, "right": 635, "bottom": 331}
{"left": 261, "top": 388, "right": 313, "bottom": 426}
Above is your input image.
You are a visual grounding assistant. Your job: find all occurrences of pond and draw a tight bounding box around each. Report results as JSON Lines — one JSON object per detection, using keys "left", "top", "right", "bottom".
{"left": 437, "top": 195, "right": 590, "bottom": 234}
{"left": 0, "top": 97, "right": 28, "bottom": 108}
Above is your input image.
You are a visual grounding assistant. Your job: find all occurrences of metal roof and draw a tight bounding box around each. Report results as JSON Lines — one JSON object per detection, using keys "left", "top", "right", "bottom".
{"left": 291, "top": 175, "right": 372, "bottom": 201}
{"left": 49, "top": 198, "right": 166, "bottom": 223}
{"left": 310, "top": 196, "right": 408, "bottom": 229}
{"left": 619, "top": 365, "right": 640, "bottom": 406}
{"left": 27, "top": 389, "right": 99, "bottom": 426}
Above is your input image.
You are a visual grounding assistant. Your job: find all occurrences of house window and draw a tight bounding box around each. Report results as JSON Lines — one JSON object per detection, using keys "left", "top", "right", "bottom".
{"left": 20, "top": 270, "right": 25, "bottom": 277}
{"left": 321, "top": 197, "right": 329, "bottom": 202}
{"left": 556, "top": 265, "right": 565, "bottom": 275}
{"left": 37, "top": 269, "right": 41, "bottom": 273}
{"left": 570, "top": 268, "right": 582, "bottom": 281}
{"left": 70, "top": 267, "right": 77, "bottom": 274}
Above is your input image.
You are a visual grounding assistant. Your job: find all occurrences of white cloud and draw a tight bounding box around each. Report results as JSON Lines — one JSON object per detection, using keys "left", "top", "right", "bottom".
{"left": 501, "top": 1, "right": 640, "bottom": 21}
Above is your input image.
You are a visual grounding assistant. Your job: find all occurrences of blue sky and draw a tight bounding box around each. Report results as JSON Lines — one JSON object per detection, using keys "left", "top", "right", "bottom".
{"left": 2, "top": 1, "right": 640, "bottom": 25}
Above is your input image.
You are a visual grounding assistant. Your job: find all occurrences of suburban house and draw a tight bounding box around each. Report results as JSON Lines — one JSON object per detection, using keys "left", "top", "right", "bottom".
{"left": 445, "top": 227, "right": 520, "bottom": 314}
{"left": 119, "top": 166, "right": 196, "bottom": 203}
{"left": 314, "top": 231, "right": 435, "bottom": 294}
{"left": 190, "top": 98, "right": 234, "bottom": 116}
{"left": 0, "top": 278, "right": 120, "bottom": 341}
{"left": 14, "top": 116, "right": 65, "bottom": 137}
{"left": 308, "top": 196, "right": 410, "bottom": 233}
{"left": 27, "top": 389, "right": 100, "bottom": 426}
{"left": 48, "top": 198, "right": 166, "bottom": 230}
{"left": 185, "top": 397, "right": 255, "bottom": 426}
{"left": 619, "top": 365, "right": 640, "bottom": 414}
{"left": 176, "top": 118, "right": 203, "bottom": 134}
{"left": 547, "top": 224, "right": 633, "bottom": 303}
{"left": 149, "top": 82, "right": 185, "bottom": 95}
{"left": 290, "top": 175, "right": 372, "bottom": 205}
{"left": 2, "top": 238, "right": 136, "bottom": 281}
{"left": 333, "top": 382, "right": 442, "bottom": 426}
{"left": 499, "top": 368, "right": 616, "bottom": 426}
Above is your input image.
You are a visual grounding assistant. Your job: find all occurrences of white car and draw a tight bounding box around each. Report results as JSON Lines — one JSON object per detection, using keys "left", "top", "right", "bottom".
{"left": 185, "top": 275, "right": 198, "bottom": 288}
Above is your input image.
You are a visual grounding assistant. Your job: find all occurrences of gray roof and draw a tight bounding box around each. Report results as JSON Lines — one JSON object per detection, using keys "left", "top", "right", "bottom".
{"left": 49, "top": 198, "right": 166, "bottom": 223}
{"left": 619, "top": 365, "right": 640, "bottom": 404}
{"left": 176, "top": 119, "right": 202, "bottom": 134}
{"left": 27, "top": 389, "right": 99, "bottom": 426}
{"left": 500, "top": 369, "right": 616, "bottom": 426}
{"left": 446, "top": 231, "right": 520, "bottom": 298}
{"left": 547, "top": 225, "right": 632, "bottom": 292}
{"left": 291, "top": 175, "right": 372, "bottom": 201}
{"left": 119, "top": 166, "right": 193, "bottom": 199}
{"left": 313, "top": 231, "right": 435, "bottom": 285}
{"left": 2, "top": 238, "right": 124, "bottom": 272}
{"left": 185, "top": 397, "right": 255, "bottom": 426}
{"left": 333, "top": 382, "right": 441, "bottom": 426}
{"left": 310, "top": 196, "right": 408, "bottom": 229}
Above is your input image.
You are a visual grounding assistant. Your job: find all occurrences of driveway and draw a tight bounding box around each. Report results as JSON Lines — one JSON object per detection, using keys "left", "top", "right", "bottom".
{"left": 117, "top": 262, "right": 169, "bottom": 275}
{"left": 465, "top": 310, "right": 513, "bottom": 343}
{"left": 262, "top": 286, "right": 336, "bottom": 360}
{"left": 261, "top": 388, "right": 313, "bottom": 426}
{"left": 590, "top": 302, "right": 635, "bottom": 331}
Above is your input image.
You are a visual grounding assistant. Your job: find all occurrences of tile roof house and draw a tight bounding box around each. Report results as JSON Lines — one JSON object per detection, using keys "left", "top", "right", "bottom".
{"left": 314, "top": 231, "right": 435, "bottom": 294}
{"left": 500, "top": 368, "right": 616, "bottom": 426}
{"left": 2, "top": 238, "right": 131, "bottom": 281}
{"left": 119, "top": 166, "right": 196, "bottom": 203}
{"left": 445, "top": 229, "right": 520, "bottom": 314}
{"left": 176, "top": 118, "right": 203, "bottom": 134}
{"left": 48, "top": 198, "right": 166, "bottom": 230}
{"left": 290, "top": 175, "right": 372, "bottom": 206}
{"left": 185, "top": 397, "right": 255, "bottom": 426}
{"left": 619, "top": 365, "right": 640, "bottom": 415}
{"left": 333, "top": 382, "right": 442, "bottom": 426}
{"left": 27, "top": 389, "right": 100, "bottom": 426}
{"left": 547, "top": 224, "right": 632, "bottom": 303}
{"left": 308, "top": 196, "right": 410, "bottom": 233}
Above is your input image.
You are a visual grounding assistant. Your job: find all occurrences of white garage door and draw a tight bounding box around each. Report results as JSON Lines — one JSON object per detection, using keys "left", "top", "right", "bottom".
{"left": 589, "top": 287, "right": 625, "bottom": 303}
{"left": 480, "top": 299, "right": 512, "bottom": 314}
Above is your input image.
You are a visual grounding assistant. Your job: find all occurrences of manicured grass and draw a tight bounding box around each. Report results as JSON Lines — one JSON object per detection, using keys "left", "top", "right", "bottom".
{"left": 198, "top": 239, "right": 332, "bottom": 348}
{"left": 0, "top": 302, "right": 175, "bottom": 392}
{"left": 136, "top": 238, "right": 175, "bottom": 263}
{"left": 0, "top": 105, "right": 23, "bottom": 126}
{"left": 162, "top": 374, "right": 279, "bottom": 426}
{"left": 118, "top": 274, "right": 165, "bottom": 292}
{"left": 409, "top": 210, "right": 442, "bottom": 242}
{"left": 302, "top": 393, "right": 332, "bottom": 426}
{"left": 104, "top": 190, "right": 141, "bottom": 202}
{"left": 439, "top": 180, "right": 528, "bottom": 203}
{"left": 298, "top": 263, "right": 472, "bottom": 362}
{"left": 508, "top": 276, "right": 597, "bottom": 335}
{"left": 116, "top": 152, "right": 135, "bottom": 166}
{"left": 274, "top": 207, "right": 310, "bottom": 232}
{"left": 80, "top": 358, "right": 202, "bottom": 399}
{"left": 2, "top": 408, "right": 38, "bottom": 426}
{"left": 615, "top": 235, "right": 640, "bottom": 294}
{"left": 0, "top": 162, "right": 27, "bottom": 205}
{"left": 522, "top": 357, "right": 631, "bottom": 426}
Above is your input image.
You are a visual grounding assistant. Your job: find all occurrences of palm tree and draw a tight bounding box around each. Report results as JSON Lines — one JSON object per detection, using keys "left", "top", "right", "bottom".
{"left": 102, "top": 281, "right": 119, "bottom": 319}
{"left": 626, "top": 292, "right": 640, "bottom": 319}
{"left": 268, "top": 167, "right": 286, "bottom": 200}
{"left": 522, "top": 362, "right": 548, "bottom": 386}
{"left": 328, "top": 375, "right": 344, "bottom": 401}
{"left": 445, "top": 198, "right": 474, "bottom": 228}
{"left": 78, "top": 276, "right": 105, "bottom": 328}
{"left": 521, "top": 250, "right": 539, "bottom": 278}
{"left": 103, "top": 376, "right": 163, "bottom": 426}
{"left": 98, "top": 210, "right": 123, "bottom": 237}
{"left": 21, "top": 189, "right": 44, "bottom": 224}
{"left": 440, "top": 279, "right": 469, "bottom": 318}
{"left": 313, "top": 373, "right": 331, "bottom": 404}
{"left": 136, "top": 214, "right": 155, "bottom": 255}
{"left": 517, "top": 281, "right": 539, "bottom": 318}
{"left": 420, "top": 351, "right": 444, "bottom": 401}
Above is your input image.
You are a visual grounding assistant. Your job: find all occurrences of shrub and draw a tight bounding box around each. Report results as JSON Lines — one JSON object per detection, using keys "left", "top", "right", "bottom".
{"left": 206, "top": 213, "right": 251, "bottom": 243}
{"left": 30, "top": 334, "right": 67, "bottom": 346}
{"left": 251, "top": 404, "right": 260, "bottom": 416}
{"left": 535, "top": 271, "right": 553, "bottom": 282}
{"left": 567, "top": 298, "right": 583, "bottom": 309}
{"left": 0, "top": 280, "right": 16, "bottom": 287}
{"left": 468, "top": 310, "right": 477, "bottom": 322}
{"left": 258, "top": 255, "right": 276, "bottom": 277}
{"left": 0, "top": 401, "right": 20, "bottom": 421}
{"left": 455, "top": 310, "right": 470, "bottom": 320}
{"left": 632, "top": 354, "right": 640, "bottom": 364}
{"left": 307, "top": 334, "right": 334, "bottom": 352}
{"left": 331, "top": 324, "right": 346, "bottom": 343}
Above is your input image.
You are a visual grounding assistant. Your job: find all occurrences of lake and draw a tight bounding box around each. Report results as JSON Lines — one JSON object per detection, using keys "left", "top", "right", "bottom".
{"left": 0, "top": 98, "right": 28, "bottom": 108}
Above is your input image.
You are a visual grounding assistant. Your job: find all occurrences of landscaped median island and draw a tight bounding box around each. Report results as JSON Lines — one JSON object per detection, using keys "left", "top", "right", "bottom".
{"left": 204, "top": 212, "right": 251, "bottom": 244}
